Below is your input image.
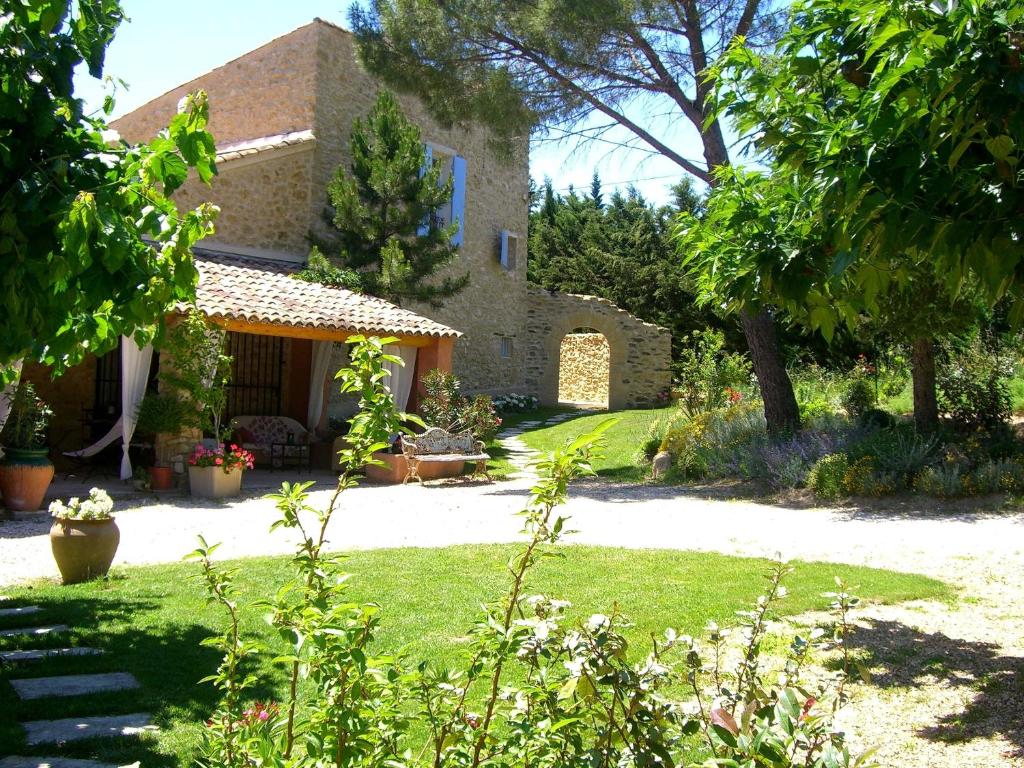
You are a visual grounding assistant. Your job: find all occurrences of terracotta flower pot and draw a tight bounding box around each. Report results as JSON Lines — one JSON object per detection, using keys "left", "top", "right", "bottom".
{"left": 189, "top": 465, "right": 243, "bottom": 498}
{"left": 50, "top": 517, "right": 120, "bottom": 584}
{"left": 0, "top": 447, "right": 54, "bottom": 512}
{"left": 149, "top": 466, "right": 174, "bottom": 491}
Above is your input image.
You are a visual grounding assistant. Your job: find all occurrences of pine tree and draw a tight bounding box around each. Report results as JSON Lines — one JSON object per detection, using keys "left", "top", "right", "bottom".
{"left": 313, "top": 90, "right": 468, "bottom": 307}
{"left": 589, "top": 171, "right": 604, "bottom": 209}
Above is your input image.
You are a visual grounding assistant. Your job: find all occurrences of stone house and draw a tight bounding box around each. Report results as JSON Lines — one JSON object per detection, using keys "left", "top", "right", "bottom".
{"left": 26, "top": 19, "right": 670, "bottom": 472}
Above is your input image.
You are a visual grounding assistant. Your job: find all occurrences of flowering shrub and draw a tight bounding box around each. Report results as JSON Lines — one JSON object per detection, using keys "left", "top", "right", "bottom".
{"left": 49, "top": 488, "right": 114, "bottom": 520}
{"left": 673, "top": 329, "right": 752, "bottom": 418}
{"left": 493, "top": 392, "right": 540, "bottom": 412}
{"left": 420, "top": 369, "right": 502, "bottom": 441}
{"left": 189, "top": 444, "right": 255, "bottom": 473}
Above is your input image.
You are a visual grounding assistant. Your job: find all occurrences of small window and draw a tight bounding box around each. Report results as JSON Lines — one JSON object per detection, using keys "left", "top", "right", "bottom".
{"left": 500, "top": 336, "right": 514, "bottom": 359}
{"left": 499, "top": 230, "right": 519, "bottom": 271}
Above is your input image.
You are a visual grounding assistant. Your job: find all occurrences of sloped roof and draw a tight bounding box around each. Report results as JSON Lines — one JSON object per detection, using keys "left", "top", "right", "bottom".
{"left": 193, "top": 249, "right": 460, "bottom": 339}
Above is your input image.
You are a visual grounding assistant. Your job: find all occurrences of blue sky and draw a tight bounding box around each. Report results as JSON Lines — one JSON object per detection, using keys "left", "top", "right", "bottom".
{"left": 75, "top": 0, "right": 706, "bottom": 204}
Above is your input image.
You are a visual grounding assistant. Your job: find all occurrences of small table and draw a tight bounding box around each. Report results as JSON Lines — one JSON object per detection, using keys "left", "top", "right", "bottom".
{"left": 270, "top": 442, "right": 311, "bottom": 472}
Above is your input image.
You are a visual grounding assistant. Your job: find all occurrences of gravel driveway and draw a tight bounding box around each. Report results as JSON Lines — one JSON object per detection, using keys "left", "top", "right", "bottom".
{"left": 2, "top": 473, "right": 1022, "bottom": 766}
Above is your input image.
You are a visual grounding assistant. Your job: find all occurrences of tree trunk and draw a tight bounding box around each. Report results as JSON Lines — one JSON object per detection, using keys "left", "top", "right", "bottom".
{"left": 740, "top": 309, "right": 801, "bottom": 434}
{"left": 911, "top": 336, "right": 939, "bottom": 432}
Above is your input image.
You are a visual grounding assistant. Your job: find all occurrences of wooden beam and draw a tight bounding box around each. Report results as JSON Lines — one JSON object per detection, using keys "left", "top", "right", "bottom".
{"left": 207, "top": 316, "right": 440, "bottom": 347}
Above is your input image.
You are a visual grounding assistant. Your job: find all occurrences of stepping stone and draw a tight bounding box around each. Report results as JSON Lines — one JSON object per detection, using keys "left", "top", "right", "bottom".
{"left": 22, "top": 713, "right": 156, "bottom": 745}
{"left": 1, "top": 647, "right": 104, "bottom": 663}
{"left": 0, "top": 606, "right": 42, "bottom": 619}
{"left": 11, "top": 672, "right": 140, "bottom": 700}
{"left": 0, "top": 757, "right": 127, "bottom": 768}
{"left": 0, "top": 624, "right": 67, "bottom": 638}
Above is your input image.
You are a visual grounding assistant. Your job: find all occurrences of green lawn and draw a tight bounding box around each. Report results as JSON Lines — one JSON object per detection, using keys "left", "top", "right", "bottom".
{"left": 0, "top": 545, "right": 948, "bottom": 767}
{"left": 520, "top": 407, "right": 671, "bottom": 481}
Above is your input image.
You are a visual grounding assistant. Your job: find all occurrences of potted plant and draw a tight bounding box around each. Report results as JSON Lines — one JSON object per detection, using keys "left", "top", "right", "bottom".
{"left": 0, "top": 381, "right": 54, "bottom": 513}
{"left": 49, "top": 487, "right": 119, "bottom": 584}
{"left": 135, "top": 391, "right": 191, "bottom": 491}
{"left": 161, "top": 308, "right": 241, "bottom": 496}
{"left": 187, "top": 443, "right": 254, "bottom": 499}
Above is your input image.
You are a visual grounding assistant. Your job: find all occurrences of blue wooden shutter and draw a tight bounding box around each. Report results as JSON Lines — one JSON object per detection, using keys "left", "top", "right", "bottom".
{"left": 450, "top": 155, "right": 467, "bottom": 246}
{"left": 500, "top": 230, "right": 510, "bottom": 268}
{"left": 417, "top": 145, "right": 433, "bottom": 236}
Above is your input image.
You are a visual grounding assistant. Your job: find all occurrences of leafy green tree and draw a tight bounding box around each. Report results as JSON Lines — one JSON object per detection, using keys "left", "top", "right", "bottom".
{"left": 0, "top": 1, "right": 218, "bottom": 381}
{"left": 312, "top": 90, "right": 468, "bottom": 307}
{"left": 679, "top": 168, "right": 982, "bottom": 430}
{"left": 351, "top": 0, "right": 804, "bottom": 433}
{"left": 701, "top": 0, "right": 1024, "bottom": 428}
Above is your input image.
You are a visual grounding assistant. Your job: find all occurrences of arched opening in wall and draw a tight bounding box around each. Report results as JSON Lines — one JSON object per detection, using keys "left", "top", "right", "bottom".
{"left": 557, "top": 328, "right": 610, "bottom": 408}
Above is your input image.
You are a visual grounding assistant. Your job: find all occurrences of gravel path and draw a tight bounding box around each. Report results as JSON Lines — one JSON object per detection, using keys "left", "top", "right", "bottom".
{"left": 2, "top": 470, "right": 1021, "bottom": 765}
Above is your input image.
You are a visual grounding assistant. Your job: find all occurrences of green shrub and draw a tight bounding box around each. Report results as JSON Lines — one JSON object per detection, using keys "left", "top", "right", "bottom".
{"left": 915, "top": 463, "right": 969, "bottom": 498}
{"left": 968, "top": 458, "right": 1024, "bottom": 494}
{"left": 135, "top": 392, "right": 192, "bottom": 435}
{"left": 673, "top": 329, "right": 752, "bottom": 417}
{"left": 841, "top": 378, "right": 875, "bottom": 419}
{"left": 847, "top": 427, "right": 938, "bottom": 485}
{"left": 836, "top": 456, "right": 899, "bottom": 496}
{"left": 858, "top": 407, "right": 896, "bottom": 430}
{"left": 938, "top": 341, "right": 1012, "bottom": 431}
{"left": 808, "top": 453, "right": 850, "bottom": 500}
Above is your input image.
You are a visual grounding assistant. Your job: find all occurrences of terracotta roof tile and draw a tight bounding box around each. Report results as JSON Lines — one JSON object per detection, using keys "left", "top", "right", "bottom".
{"left": 193, "top": 249, "right": 461, "bottom": 338}
{"left": 215, "top": 130, "right": 316, "bottom": 163}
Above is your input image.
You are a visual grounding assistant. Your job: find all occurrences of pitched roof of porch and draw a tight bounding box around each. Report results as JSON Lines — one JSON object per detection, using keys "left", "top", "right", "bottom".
{"left": 192, "top": 249, "right": 461, "bottom": 340}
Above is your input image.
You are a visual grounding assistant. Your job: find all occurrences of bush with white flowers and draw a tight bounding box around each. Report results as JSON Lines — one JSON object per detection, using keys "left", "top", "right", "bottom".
{"left": 493, "top": 392, "right": 540, "bottom": 412}
{"left": 49, "top": 488, "right": 115, "bottom": 520}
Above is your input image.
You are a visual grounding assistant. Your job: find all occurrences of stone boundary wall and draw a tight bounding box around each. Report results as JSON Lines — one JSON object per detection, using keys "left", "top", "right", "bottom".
{"left": 558, "top": 333, "right": 610, "bottom": 406}
{"left": 524, "top": 289, "right": 671, "bottom": 410}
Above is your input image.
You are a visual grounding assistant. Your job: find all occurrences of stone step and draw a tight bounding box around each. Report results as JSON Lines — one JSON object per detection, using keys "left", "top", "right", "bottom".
{"left": 11, "top": 672, "right": 140, "bottom": 700}
{"left": 0, "top": 606, "right": 42, "bottom": 619}
{"left": 1, "top": 647, "right": 103, "bottom": 664}
{"left": 0, "top": 624, "right": 67, "bottom": 638}
{"left": 22, "top": 713, "right": 156, "bottom": 745}
{"left": 0, "top": 757, "right": 131, "bottom": 768}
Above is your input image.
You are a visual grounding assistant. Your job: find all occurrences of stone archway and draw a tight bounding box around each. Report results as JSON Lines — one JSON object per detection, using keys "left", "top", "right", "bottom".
{"left": 557, "top": 329, "right": 610, "bottom": 407}
{"left": 525, "top": 289, "right": 671, "bottom": 410}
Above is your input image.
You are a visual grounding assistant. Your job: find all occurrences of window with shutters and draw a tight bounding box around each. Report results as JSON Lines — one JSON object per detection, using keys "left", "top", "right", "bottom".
{"left": 499, "top": 230, "right": 519, "bottom": 271}
{"left": 420, "top": 144, "right": 467, "bottom": 246}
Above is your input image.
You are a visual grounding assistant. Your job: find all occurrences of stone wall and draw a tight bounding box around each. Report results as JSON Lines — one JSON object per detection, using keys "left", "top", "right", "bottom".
{"left": 525, "top": 289, "right": 671, "bottom": 410}
{"left": 558, "top": 333, "right": 610, "bottom": 406}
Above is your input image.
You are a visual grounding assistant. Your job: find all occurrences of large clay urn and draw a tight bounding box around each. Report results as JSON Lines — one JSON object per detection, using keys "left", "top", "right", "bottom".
{"left": 0, "top": 447, "right": 55, "bottom": 513}
{"left": 49, "top": 517, "right": 120, "bottom": 584}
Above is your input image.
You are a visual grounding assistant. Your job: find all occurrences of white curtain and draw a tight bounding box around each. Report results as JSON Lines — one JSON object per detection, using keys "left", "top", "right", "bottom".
{"left": 307, "top": 341, "right": 335, "bottom": 431}
{"left": 383, "top": 345, "right": 418, "bottom": 412}
{"left": 0, "top": 359, "right": 23, "bottom": 434}
{"left": 120, "top": 337, "right": 154, "bottom": 479}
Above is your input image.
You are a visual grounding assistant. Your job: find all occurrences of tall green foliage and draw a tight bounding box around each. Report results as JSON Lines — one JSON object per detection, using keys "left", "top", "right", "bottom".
{"left": 312, "top": 91, "right": 468, "bottom": 307}
{"left": 713, "top": 0, "right": 1024, "bottom": 322}
{"left": 529, "top": 178, "right": 722, "bottom": 362}
{"left": 0, "top": 1, "right": 218, "bottom": 381}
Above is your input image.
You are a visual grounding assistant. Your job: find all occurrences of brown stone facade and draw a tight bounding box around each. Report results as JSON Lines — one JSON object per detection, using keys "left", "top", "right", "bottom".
{"left": 525, "top": 289, "right": 671, "bottom": 410}
{"left": 111, "top": 19, "right": 666, "bottom": 406}
{"left": 558, "top": 333, "right": 611, "bottom": 407}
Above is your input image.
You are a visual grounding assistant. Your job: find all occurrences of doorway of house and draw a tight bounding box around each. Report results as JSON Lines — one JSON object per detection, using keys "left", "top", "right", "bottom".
{"left": 557, "top": 328, "right": 610, "bottom": 408}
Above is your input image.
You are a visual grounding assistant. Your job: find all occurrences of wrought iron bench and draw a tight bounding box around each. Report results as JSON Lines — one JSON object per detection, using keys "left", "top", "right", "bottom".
{"left": 400, "top": 427, "right": 491, "bottom": 484}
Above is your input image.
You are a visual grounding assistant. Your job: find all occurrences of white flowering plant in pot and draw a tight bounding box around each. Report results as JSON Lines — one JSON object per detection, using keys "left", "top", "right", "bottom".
{"left": 49, "top": 488, "right": 120, "bottom": 585}
{"left": 49, "top": 487, "right": 114, "bottom": 520}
